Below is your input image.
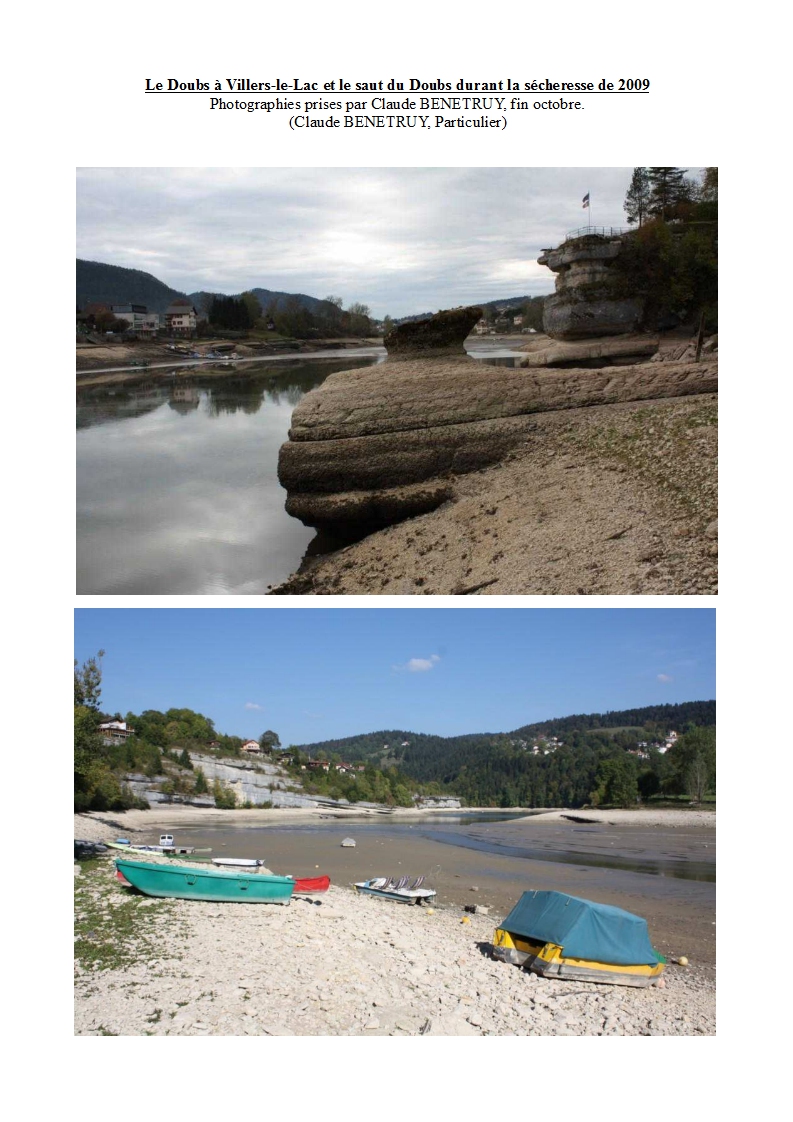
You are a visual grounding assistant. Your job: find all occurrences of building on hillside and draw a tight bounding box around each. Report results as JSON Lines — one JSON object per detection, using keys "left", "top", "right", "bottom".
{"left": 164, "top": 299, "right": 198, "bottom": 336}
{"left": 112, "top": 304, "right": 160, "bottom": 335}
{"left": 241, "top": 739, "right": 261, "bottom": 753}
{"left": 99, "top": 720, "right": 135, "bottom": 744}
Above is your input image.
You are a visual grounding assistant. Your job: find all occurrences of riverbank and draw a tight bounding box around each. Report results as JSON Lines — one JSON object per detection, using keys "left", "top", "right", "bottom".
{"left": 274, "top": 393, "right": 717, "bottom": 595}
{"left": 74, "top": 852, "right": 714, "bottom": 1036}
{"left": 76, "top": 337, "right": 381, "bottom": 376}
{"left": 76, "top": 805, "right": 716, "bottom": 968}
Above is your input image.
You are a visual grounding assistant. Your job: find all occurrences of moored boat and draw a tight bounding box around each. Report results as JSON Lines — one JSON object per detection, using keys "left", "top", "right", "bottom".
{"left": 341, "top": 838, "right": 356, "bottom": 848}
{"left": 492, "top": 890, "right": 666, "bottom": 987}
{"left": 354, "top": 876, "right": 436, "bottom": 906}
{"left": 115, "top": 859, "right": 294, "bottom": 904}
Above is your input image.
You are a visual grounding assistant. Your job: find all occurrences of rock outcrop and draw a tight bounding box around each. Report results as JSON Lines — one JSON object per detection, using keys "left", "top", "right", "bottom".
{"left": 521, "top": 333, "right": 659, "bottom": 368}
{"left": 538, "top": 232, "right": 641, "bottom": 339}
{"left": 278, "top": 307, "right": 717, "bottom": 536}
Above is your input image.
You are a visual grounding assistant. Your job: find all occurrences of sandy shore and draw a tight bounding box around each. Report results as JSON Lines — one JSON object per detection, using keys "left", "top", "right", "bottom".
{"left": 74, "top": 852, "right": 714, "bottom": 1036}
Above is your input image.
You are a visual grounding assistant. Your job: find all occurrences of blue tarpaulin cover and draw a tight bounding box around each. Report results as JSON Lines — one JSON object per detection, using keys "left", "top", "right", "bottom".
{"left": 500, "top": 890, "right": 662, "bottom": 966}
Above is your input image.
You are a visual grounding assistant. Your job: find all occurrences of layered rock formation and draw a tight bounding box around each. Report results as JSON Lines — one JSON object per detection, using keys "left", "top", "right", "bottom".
{"left": 278, "top": 306, "right": 717, "bottom": 536}
{"left": 538, "top": 233, "right": 641, "bottom": 339}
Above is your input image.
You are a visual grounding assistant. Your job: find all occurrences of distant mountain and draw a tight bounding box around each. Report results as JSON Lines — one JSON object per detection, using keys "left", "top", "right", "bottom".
{"left": 188, "top": 287, "right": 328, "bottom": 315}
{"left": 294, "top": 701, "right": 716, "bottom": 806}
{"left": 395, "top": 295, "right": 541, "bottom": 325}
{"left": 77, "top": 259, "right": 333, "bottom": 316}
{"left": 77, "top": 260, "right": 187, "bottom": 312}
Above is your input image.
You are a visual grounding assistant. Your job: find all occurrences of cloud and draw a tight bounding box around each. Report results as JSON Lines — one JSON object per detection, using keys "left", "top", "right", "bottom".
{"left": 244, "top": 701, "right": 263, "bottom": 710}
{"left": 407, "top": 655, "right": 441, "bottom": 673}
{"left": 76, "top": 167, "right": 639, "bottom": 318}
{"left": 657, "top": 674, "right": 674, "bottom": 683}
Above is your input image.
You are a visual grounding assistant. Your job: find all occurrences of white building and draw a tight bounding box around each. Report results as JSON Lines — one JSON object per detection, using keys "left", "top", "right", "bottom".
{"left": 111, "top": 304, "right": 160, "bottom": 335}
{"left": 99, "top": 720, "right": 135, "bottom": 744}
{"left": 241, "top": 739, "right": 261, "bottom": 753}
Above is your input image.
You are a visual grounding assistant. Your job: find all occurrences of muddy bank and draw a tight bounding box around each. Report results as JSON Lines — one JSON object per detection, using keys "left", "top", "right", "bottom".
{"left": 76, "top": 337, "right": 380, "bottom": 375}
{"left": 274, "top": 393, "right": 717, "bottom": 595}
{"left": 76, "top": 806, "right": 716, "bottom": 966}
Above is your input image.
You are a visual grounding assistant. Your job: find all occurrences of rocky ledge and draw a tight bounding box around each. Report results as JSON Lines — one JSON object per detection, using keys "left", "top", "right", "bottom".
{"left": 277, "top": 307, "right": 718, "bottom": 537}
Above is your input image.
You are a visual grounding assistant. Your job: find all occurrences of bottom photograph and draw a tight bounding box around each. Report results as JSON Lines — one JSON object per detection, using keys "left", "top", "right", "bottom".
{"left": 74, "top": 607, "right": 716, "bottom": 1037}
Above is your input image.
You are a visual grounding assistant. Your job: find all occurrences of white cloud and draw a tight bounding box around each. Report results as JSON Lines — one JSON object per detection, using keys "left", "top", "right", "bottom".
{"left": 407, "top": 655, "right": 441, "bottom": 673}
{"left": 657, "top": 674, "right": 673, "bottom": 683}
{"left": 245, "top": 701, "right": 263, "bottom": 710}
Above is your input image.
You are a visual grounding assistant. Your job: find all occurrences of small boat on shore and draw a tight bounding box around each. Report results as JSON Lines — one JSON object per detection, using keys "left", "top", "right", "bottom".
{"left": 341, "top": 838, "right": 356, "bottom": 848}
{"left": 492, "top": 890, "right": 667, "bottom": 987}
{"left": 354, "top": 876, "right": 436, "bottom": 906}
{"left": 291, "top": 875, "right": 330, "bottom": 894}
{"left": 212, "top": 857, "right": 266, "bottom": 868}
{"left": 115, "top": 859, "right": 295, "bottom": 904}
{"left": 105, "top": 839, "right": 211, "bottom": 856}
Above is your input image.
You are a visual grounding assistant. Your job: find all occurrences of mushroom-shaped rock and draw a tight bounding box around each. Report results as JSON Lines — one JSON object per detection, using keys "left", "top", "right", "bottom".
{"left": 277, "top": 306, "right": 717, "bottom": 536}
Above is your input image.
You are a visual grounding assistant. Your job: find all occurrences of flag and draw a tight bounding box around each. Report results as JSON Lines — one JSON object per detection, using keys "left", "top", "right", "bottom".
{"left": 582, "top": 193, "right": 590, "bottom": 208}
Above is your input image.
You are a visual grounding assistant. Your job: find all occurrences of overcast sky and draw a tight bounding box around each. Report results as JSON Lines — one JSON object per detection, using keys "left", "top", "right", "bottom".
{"left": 77, "top": 167, "right": 642, "bottom": 318}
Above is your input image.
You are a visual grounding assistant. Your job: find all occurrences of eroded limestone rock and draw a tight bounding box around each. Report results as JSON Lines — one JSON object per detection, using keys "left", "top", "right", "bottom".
{"left": 277, "top": 307, "right": 717, "bottom": 535}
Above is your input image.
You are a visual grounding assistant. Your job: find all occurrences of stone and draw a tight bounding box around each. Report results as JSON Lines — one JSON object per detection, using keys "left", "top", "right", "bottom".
{"left": 538, "top": 234, "right": 642, "bottom": 340}
{"left": 277, "top": 303, "right": 717, "bottom": 538}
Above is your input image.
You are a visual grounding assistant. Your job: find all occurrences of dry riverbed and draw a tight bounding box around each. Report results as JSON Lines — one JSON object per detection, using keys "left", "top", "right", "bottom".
{"left": 75, "top": 808, "right": 715, "bottom": 1035}
{"left": 275, "top": 394, "right": 717, "bottom": 596}
{"left": 74, "top": 859, "right": 713, "bottom": 1037}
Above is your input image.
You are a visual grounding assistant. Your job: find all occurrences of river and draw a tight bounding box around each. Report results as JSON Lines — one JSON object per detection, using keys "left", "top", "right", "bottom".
{"left": 76, "top": 340, "right": 524, "bottom": 594}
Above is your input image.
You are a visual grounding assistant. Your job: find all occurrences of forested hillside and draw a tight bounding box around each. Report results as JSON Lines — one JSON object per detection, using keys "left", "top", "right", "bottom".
{"left": 294, "top": 701, "right": 716, "bottom": 808}
{"left": 77, "top": 260, "right": 186, "bottom": 312}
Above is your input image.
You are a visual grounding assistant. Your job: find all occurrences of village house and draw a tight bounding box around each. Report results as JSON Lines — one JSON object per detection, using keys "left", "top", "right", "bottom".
{"left": 164, "top": 299, "right": 198, "bottom": 336}
{"left": 241, "top": 739, "right": 261, "bottom": 753}
{"left": 98, "top": 720, "right": 135, "bottom": 744}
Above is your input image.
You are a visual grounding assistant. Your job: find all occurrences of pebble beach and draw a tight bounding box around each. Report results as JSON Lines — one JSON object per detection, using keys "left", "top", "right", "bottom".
{"left": 74, "top": 807, "right": 715, "bottom": 1036}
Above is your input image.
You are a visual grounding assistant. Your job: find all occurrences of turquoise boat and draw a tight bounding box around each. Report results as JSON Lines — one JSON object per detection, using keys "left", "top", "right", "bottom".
{"left": 115, "top": 859, "right": 294, "bottom": 904}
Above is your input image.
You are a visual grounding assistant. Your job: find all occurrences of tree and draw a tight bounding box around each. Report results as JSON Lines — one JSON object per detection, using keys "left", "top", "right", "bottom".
{"left": 75, "top": 650, "right": 105, "bottom": 708}
{"left": 700, "top": 167, "right": 718, "bottom": 203}
{"left": 193, "top": 767, "right": 209, "bottom": 794}
{"left": 178, "top": 748, "right": 193, "bottom": 770}
{"left": 647, "top": 167, "right": 689, "bottom": 221}
{"left": 667, "top": 726, "right": 716, "bottom": 803}
{"left": 259, "top": 730, "right": 281, "bottom": 754}
{"left": 591, "top": 755, "right": 638, "bottom": 808}
{"left": 240, "top": 291, "right": 262, "bottom": 325}
{"left": 212, "top": 779, "right": 237, "bottom": 809}
{"left": 624, "top": 167, "right": 651, "bottom": 227}
{"left": 382, "top": 315, "right": 395, "bottom": 336}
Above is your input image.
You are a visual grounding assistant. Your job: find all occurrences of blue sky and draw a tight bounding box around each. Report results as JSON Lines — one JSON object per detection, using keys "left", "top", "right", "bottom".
{"left": 74, "top": 609, "right": 715, "bottom": 744}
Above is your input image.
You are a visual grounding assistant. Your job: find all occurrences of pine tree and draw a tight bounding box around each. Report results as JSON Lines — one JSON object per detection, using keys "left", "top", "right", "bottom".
{"left": 624, "top": 167, "right": 651, "bottom": 226}
{"left": 647, "top": 167, "right": 689, "bottom": 220}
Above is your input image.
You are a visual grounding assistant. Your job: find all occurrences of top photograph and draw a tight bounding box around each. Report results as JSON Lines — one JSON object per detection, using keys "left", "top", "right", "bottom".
{"left": 76, "top": 167, "right": 717, "bottom": 596}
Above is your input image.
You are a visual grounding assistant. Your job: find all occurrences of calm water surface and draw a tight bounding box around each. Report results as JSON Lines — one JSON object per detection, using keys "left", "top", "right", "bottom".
{"left": 76, "top": 342, "right": 523, "bottom": 594}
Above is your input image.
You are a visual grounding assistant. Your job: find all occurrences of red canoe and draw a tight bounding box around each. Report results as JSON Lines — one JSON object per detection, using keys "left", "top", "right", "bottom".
{"left": 292, "top": 875, "right": 330, "bottom": 894}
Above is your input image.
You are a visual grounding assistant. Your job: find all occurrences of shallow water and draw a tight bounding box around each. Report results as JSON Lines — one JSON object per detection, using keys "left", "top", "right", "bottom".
{"left": 169, "top": 813, "right": 715, "bottom": 882}
{"left": 76, "top": 343, "right": 525, "bottom": 594}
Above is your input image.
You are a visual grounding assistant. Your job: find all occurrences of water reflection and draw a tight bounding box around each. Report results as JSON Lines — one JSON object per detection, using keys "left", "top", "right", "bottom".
{"left": 76, "top": 358, "right": 378, "bottom": 594}
{"left": 76, "top": 348, "right": 525, "bottom": 595}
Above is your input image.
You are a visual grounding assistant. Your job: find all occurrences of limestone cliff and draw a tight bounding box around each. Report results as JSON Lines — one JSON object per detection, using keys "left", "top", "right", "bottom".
{"left": 538, "top": 232, "right": 641, "bottom": 339}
